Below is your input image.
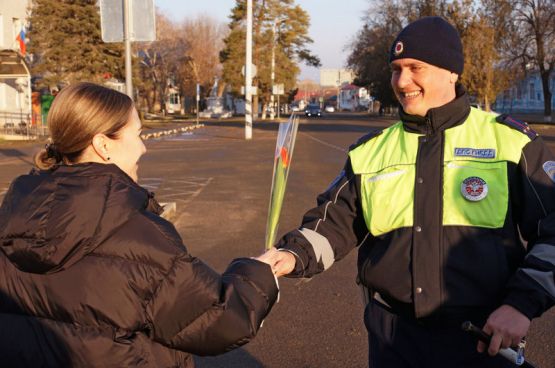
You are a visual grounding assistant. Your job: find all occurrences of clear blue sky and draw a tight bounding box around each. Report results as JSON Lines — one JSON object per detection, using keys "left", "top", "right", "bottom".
{"left": 154, "top": 0, "right": 370, "bottom": 81}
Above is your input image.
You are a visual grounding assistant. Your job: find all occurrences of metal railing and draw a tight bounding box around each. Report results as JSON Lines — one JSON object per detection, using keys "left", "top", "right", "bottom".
{"left": 0, "top": 111, "right": 49, "bottom": 139}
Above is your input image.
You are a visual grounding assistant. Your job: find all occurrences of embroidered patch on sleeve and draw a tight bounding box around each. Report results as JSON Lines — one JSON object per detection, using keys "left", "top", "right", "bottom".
{"left": 454, "top": 148, "right": 496, "bottom": 159}
{"left": 542, "top": 161, "right": 555, "bottom": 183}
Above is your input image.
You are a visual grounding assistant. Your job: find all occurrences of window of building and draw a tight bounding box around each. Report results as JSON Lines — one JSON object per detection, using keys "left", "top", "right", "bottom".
{"left": 12, "top": 17, "right": 22, "bottom": 51}
{"left": 169, "top": 93, "right": 179, "bottom": 105}
{"left": 0, "top": 84, "right": 5, "bottom": 109}
{"left": 529, "top": 82, "right": 535, "bottom": 100}
{"left": 516, "top": 83, "right": 522, "bottom": 100}
{"left": 0, "top": 14, "right": 4, "bottom": 48}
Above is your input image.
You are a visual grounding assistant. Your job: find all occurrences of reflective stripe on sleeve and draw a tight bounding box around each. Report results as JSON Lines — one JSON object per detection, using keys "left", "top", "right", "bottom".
{"left": 521, "top": 269, "right": 555, "bottom": 298}
{"left": 527, "top": 243, "right": 555, "bottom": 266}
{"left": 522, "top": 243, "right": 555, "bottom": 298}
{"left": 298, "top": 228, "right": 335, "bottom": 270}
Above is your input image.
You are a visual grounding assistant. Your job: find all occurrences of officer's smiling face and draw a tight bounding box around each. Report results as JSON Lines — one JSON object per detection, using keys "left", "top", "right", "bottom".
{"left": 390, "top": 58, "right": 458, "bottom": 117}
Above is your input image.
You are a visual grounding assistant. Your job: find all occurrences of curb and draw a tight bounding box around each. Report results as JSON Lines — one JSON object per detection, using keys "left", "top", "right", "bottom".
{"left": 141, "top": 123, "right": 205, "bottom": 140}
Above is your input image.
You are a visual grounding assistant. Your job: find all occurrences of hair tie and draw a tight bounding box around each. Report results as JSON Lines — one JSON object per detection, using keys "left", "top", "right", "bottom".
{"left": 45, "top": 142, "right": 63, "bottom": 163}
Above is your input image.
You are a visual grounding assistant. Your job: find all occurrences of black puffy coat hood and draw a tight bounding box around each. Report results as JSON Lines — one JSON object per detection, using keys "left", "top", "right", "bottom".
{"left": 0, "top": 163, "right": 152, "bottom": 274}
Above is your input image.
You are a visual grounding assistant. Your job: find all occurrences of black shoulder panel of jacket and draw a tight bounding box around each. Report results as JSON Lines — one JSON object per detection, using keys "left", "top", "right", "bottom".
{"left": 495, "top": 114, "right": 538, "bottom": 140}
{"left": 348, "top": 129, "right": 383, "bottom": 151}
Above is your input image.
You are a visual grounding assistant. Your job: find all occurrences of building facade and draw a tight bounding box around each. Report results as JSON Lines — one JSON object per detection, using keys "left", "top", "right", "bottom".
{"left": 338, "top": 84, "right": 372, "bottom": 111}
{"left": 0, "top": 0, "right": 32, "bottom": 127}
{"left": 493, "top": 71, "right": 555, "bottom": 115}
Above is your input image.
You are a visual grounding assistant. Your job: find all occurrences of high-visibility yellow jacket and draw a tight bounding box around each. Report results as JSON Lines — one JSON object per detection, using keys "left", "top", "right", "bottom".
{"left": 278, "top": 86, "right": 555, "bottom": 320}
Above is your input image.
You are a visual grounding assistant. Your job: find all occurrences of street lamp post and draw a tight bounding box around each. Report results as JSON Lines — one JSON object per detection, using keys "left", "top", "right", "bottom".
{"left": 270, "top": 19, "right": 277, "bottom": 120}
{"left": 245, "top": 0, "right": 253, "bottom": 140}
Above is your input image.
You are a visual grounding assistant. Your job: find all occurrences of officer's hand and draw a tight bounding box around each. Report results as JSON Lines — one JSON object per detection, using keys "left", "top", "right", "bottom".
{"left": 478, "top": 304, "right": 530, "bottom": 356}
{"left": 255, "top": 247, "right": 296, "bottom": 277}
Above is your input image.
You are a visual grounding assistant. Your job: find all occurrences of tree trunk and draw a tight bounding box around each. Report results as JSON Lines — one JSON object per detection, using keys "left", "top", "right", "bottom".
{"left": 540, "top": 69, "right": 553, "bottom": 122}
{"left": 253, "top": 94, "right": 259, "bottom": 119}
{"left": 261, "top": 102, "right": 267, "bottom": 120}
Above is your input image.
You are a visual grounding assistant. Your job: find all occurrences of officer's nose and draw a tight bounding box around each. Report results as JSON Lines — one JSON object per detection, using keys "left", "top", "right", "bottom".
{"left": 394, "top": 69, "right": 411, "bottom": 89}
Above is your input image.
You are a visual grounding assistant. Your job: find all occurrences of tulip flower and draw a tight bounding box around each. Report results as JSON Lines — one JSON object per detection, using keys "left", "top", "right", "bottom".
{"left": 265, "top": 115, "right": 299, "bottom": 249}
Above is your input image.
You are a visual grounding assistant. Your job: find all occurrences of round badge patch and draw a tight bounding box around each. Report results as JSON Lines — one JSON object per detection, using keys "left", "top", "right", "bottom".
{"left": 461, "top": 177, "right": 488, "bottom": 201}
{"left": 394, "top": 41, "right": 404, "bottom": 56}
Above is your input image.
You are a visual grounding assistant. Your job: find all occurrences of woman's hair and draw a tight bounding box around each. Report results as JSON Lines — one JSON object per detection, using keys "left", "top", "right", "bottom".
{"left": 35, "top": 82, "right": 134, "bottom": 170}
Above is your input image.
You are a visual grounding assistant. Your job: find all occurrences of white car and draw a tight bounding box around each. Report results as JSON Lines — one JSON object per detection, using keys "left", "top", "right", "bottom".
{"left": 324, "top": 105, "right": 335, "bottom": 113}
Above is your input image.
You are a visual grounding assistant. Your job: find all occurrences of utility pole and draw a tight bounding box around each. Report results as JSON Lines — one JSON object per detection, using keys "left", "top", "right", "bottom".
{"left": 270, "top": 20, "right": 276, "bottom": 120}
{"left": 196, "top": 83, "right": 200, "bottom": 125}
{"left": 123, "top": 0, "right": 133, "bottom": 100}
{"left": 245, "top": 0, "right": 253, "bottom": 140}
{"left": 336, "top": 69, "right": 341, "bottom": 111}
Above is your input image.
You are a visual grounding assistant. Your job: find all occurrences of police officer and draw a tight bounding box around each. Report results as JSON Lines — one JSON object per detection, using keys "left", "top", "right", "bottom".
{"left": 260, "top": 16, "right": 555, "bottom": 367}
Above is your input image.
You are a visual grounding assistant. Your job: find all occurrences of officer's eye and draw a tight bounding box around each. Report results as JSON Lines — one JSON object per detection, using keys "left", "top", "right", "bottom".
{"left": 411, "top": 65, "right": 425, "bottom": 72}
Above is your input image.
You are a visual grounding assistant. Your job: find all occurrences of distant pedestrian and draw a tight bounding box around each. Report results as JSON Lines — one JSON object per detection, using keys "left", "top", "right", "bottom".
{"left": 260, "top": 16, "right": 555, "bottom": 367}
{"left": 0, "top": 82, "right": 278, "bottom": 367}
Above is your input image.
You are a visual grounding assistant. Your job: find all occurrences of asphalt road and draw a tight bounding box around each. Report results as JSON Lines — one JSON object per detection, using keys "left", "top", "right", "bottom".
{"left": 0, "top": 112, "right": 553, "bottom": 367}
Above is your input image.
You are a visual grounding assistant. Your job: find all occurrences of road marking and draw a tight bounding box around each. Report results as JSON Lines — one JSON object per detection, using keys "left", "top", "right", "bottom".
{"left": 139, "top": 176, "right": 213, "bottom": 206}
{"left": 300, "top": 132, "right": 348, "bottom": 153}
{"left": 139, "top": 177, "right": 164, "bottom": 191}
{"left": 0, "top": 158, "right": 23, "bottom": 166}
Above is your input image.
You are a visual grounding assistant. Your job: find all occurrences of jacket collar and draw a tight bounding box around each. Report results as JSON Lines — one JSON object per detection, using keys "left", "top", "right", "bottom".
{"left": 400, "top": 84, "right": 470, "bottom": 135}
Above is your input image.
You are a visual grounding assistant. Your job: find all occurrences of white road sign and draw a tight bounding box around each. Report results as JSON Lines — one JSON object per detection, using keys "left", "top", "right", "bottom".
{"left": 100, "top": 0, "right": 156, "bottom": 42}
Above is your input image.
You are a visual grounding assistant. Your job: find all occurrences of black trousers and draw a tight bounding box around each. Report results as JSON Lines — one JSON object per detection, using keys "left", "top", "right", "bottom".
{"left": 364, "top": 300, "right": 516, "bottom": 368}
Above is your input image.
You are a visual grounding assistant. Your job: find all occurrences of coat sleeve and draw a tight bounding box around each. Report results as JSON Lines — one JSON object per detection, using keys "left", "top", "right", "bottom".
{"left": 276, "top": 158, "right": 369, "bottom": 278}
{"left": 504, "top": 136, "right": 555, "bottom": 319}
{"left": 145, "top": 254, "right": 279, "bottom": 356}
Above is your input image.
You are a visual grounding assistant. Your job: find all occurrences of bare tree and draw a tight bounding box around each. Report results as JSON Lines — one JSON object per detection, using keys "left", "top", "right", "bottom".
{"left": 508, "top": 0, "right": 555, "bottom": 121}
{"left": 136, "top": 11, "right": 186, "bottom": 113}
{"left": 179, "top": 15, "right": 228, "bottom": 106}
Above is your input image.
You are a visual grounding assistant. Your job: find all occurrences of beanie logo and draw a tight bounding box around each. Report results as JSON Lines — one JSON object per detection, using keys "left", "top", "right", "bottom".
{"left": 394, "top": 41, "right": 404, "bottom": 56}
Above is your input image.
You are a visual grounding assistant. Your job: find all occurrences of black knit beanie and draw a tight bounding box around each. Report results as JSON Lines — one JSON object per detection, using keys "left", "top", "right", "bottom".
{"left": 389, "top": 16, "right": 464, "bottom": 75}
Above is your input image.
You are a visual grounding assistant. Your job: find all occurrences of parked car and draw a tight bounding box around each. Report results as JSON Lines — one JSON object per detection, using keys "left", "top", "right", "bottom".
{"left": 324, "top": 105, "right": 335, "bottom": 113}
{"left": 305, "top": 104, "right": 322, "bottom": 117}
{"left": 290, "top": 104, "right": 301, "bottom": 112}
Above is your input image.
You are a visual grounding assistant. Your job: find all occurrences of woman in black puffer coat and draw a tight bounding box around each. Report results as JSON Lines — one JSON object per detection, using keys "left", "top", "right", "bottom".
{"left": 0, "top": 82, "right": 279, "bottom": 367}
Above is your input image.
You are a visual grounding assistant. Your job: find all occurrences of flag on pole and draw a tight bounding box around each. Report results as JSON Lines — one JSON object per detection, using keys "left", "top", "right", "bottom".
{"left": 16, "top": 28, "right": 26, "bottom": 56}
{"left": 265, "top": 114, "right": 299, "bottom": 250}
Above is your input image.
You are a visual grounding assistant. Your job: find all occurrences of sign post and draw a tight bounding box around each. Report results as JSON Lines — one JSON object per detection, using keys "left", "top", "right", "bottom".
{"left": 123, "top": 0, "right": 132, "bottom": 98}
{"left": 100, "top": 0, "right": 156, "bottom": 99}
{"left": 196, "top": 83, "right": 200, "bottom": 125}
{"left": 273, "top": 83, "right": 284, "bottom": 119}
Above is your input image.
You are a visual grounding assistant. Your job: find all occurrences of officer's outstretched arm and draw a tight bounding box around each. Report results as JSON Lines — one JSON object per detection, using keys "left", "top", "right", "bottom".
{"left": 275, "top": 158, "right": 369, "bottom": 278}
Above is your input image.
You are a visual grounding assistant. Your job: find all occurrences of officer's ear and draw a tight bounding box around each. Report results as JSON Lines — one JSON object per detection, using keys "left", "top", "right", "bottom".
{"left": 450, "top": 73, "right": 459, "bottom": 84}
